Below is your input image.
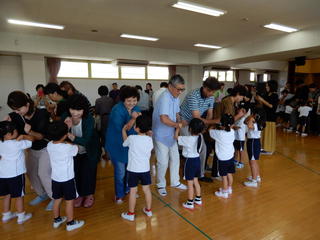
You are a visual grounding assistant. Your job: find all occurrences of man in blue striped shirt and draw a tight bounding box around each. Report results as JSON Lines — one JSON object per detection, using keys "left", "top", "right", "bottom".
{"left": 179, "top": 77, "right": 221, "bottom": 182}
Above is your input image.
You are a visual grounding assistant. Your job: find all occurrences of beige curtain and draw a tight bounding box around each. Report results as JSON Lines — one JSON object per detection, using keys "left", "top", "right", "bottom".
{"left": 47, "top": 58, "right": 61, "bottom": 83}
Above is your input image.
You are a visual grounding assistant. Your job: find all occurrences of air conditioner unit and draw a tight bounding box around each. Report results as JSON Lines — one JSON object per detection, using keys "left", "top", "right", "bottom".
{"left": 113, "top": 59, "right": 149, "bottom": 66}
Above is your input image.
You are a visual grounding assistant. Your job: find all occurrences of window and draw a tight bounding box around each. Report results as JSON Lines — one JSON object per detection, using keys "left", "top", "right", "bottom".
{"left": 120, "top": 66, "right": 146, "bottom": 79}
{"left": 58, "top": 61, "right": 89, "bottom": 78}
{"left": 263, "top": 73, "right": 269, "bottom": 82}
{"left": 147, "top": 66, "right": 169, "bottom": 80}
{"left": 203, "top": 70, "right": 210, "bottom": 80}
{"left": 226, "top": 71, "right": 234, "bottom": 82}
{"left": 203, "top": 69, "right": 234, "bottom": 82}
{"left": 210, "top": 70, "right": 218, "bottom": 78}
{"left": 91, "top": 63, "right": 119, "bottom": 78}
{"left": 218, "top": 71, "right": 226, "bottom": 82}
{"left": 250, "top": 72, "right": 256, "bottom": 82}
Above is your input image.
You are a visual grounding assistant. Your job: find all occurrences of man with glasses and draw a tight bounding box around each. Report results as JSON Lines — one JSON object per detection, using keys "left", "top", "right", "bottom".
{"left": 179, "top": 77, "right": 221, "bottom": 182}
{"left": 152, "top": 74, "right": 187, "bottom": 196}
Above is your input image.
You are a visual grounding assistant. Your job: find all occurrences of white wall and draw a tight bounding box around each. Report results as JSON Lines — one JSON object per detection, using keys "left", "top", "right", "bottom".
{"left": 0, "top": 55, "right": 24, "bottom": 119}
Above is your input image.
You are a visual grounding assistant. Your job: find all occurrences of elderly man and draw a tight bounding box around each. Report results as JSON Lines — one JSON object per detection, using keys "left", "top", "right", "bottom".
{"left": 153, "top": 74, "right": 187, "bottom": 196}
{"left": 179, "top": 77, "right": 221, "bottom": 182}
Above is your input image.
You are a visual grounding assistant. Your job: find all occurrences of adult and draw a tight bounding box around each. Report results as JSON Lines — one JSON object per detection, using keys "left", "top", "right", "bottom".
{"left": 153, "top": 74, "right": 187, "bottom": 196}
{"left": 7, "top": 91, "right": 53, "bottom": 210}
{"left": 109, "top": 82, "right": 120, "bottom": 104}
{"left": 153, "top": 82, "right": 168, "bottom": 105}
{"left": 255, "top": 80, "right": 279, "bottom": 154}
{"left": 95, "top": 85, "right": 113, "bottom": 148}
{"left": 64, "top": 94, "right": 100, "bottom": 208}
{"left": 105, "top": 86, "right": 141, "bottom": 203}
{"left": 213, "top": 82, "right": 227, "bottom": 103}
{"left": 59, "top": 81, "right": 91, "bottom": 107}
{"left": 179, "top": 77, "right": 221, "bottom": 182}
{"left": 32, "top": 84, "right": 51, "bottom": 110}
{"left": 44, "top": 83, "right": 69, "bottom": 120}
{"left": 136, "top": 85, "right": 150, "bottom": 116}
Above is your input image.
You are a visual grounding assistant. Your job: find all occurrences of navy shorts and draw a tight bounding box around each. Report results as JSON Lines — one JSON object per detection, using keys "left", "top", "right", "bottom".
{"left": 298, "top": 116, "right": 307, "bottom": 126}
{"left": 218, "top": 158, "right": 235, "bottom": 176}
{"left": 234, "top": 140, "right": 245, "bottom": 151}
{"left": 184, "top": 157, "right": 201, "bottom": 180}
{"left": 247, "top": 138, "right": 261, "bottom": 160}
{"left": 128, "top": 171, "right": 151, "bottom": 188}
{"left": 0, "top": 174, "right": 25, "bottom": 198}
{"left": 283, "top": 113, "right": 290, "bottom": 122}
{"left": 52, "top": 178, "right": 78, "bottom": 200}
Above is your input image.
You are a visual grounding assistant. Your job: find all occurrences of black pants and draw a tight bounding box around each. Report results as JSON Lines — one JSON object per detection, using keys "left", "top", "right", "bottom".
{"left": 74, "top": 153, "right": 97, "bottom": 196}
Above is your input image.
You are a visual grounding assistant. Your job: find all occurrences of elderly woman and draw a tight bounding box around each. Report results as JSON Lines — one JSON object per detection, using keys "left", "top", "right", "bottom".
{"left": 105, "top": 86, "right": 141, "bottom": 204}
{"left": 255, "top": 80, "right": 279, "bottom": 154}
{"left": 64, "top": 94, "right": 100, "bottom": 208}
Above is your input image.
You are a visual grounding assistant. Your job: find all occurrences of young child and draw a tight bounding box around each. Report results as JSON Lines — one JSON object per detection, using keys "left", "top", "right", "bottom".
{"left": 0, "top": 121, "right": 33, "bottom": 224}
{"left": 243, "top": 109, "right": 266, "bottom": 187}
{"left": 209, "top": 114, "right": 235, "bottom": 199}
{"left": 234, "top": 101, "right": 250, "bottom": 169}
{"left": 283, "top": 102, "right": 294, "bottom": 132}
{"left": 121, "top": 115, "right": 153, "bottom": 221}
{"left": 176, "top": 118, "right": 205, "bottom": 210}
{"left": 46, "top": 121, "right": 84, "bottom": 231}
{"left": 296, "top": 101, "right": 313, "bottom": 136}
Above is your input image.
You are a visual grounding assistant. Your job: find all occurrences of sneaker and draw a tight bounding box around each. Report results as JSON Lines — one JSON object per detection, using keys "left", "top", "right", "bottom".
{"left": 215, "top": 190, "right": 228, "bottom": 198}
{"left": 172, "top": 183, "right": 187, "bottom": 190}
{"left": 45, "top": 199, "right": 54, "bottom": 211}
{"left": 121, "top": 212, "right": 135, "bottom": 221}
{"left": 199, "top": 177, "right": 213, "bottom": 183}
{"left": 17, "top": 212, "right": 32, "bottom": 224}
{"left": 2, "top": 212, "right": 17, "bottom": 223}
{"left": 157, "top": 187, "right": 167, "bottom": 196}
{"left": 244, "top": 180, "right": 258, "bottom": 188}
{"left": 247, "top": 176, "right": 261, "bottom": 182}
{"left": 115, "top": 197, "right": 124, "bottom": 204}
{"left": 182, "top": 201, "right": 194, "bottom": 210}
{"left": 234, "top": 160, "right": 239, "bottom": 165}
{"left": 142, "top": 208, "right": 152, "bottom": 217}
{"left": 260, "top": 150, "right": 273, "bottom": 155}
{"left": 194, "top": 198, "right": 202, "bottom": 206}
{"left": 53, "top": 216, "right": 67, "bottom": 229}
{"left": 286, "top": 128, "right": 293, "bottom": 132}
{"left": 220, "top": 187, "right": 232, "bottom": 194}
{"left": 66, "top": 220, "right": 85, "bottom": 231}
{"left": 29, "top": 195, "right": 49, "bottom": 206}
{"left": 301, "top": 133, "right": 308, "bottom": 137}
{"left": 236, "top": 162, "right": 244, "bottom": 169}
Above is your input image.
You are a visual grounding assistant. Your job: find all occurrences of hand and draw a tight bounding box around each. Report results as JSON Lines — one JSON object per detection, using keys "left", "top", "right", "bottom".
{"left": 122, "top": 124, "right": 130, "bottom": 131}
{"left": 16, "top": 135, "right": 25, "bottom": 141}
{"left": 67, "top": 132, "right": 75, "bottom": 141}
{"left": 131, "top": 111, "right": 141, "bottom": 119}
{"left": 24, "top": 123, "right": 31, "bottom": 134}
{"left": 64, "top": 117, "right": 72, "bottom": 129}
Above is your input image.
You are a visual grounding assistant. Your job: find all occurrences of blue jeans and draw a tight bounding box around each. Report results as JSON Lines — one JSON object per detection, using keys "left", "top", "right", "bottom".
{"left": 112, "top": 160, "right": 128, "bottom": 198}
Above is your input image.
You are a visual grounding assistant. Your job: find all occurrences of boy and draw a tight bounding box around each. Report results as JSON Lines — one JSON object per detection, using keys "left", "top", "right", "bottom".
{"left": 296, "top": 101, "right": 313, "bottom": 136}
{"left": 121, "top": 116, "right": 153, "bottom": 221}
{"left": 47, "top": 121, "right": 84, "bottom": 231}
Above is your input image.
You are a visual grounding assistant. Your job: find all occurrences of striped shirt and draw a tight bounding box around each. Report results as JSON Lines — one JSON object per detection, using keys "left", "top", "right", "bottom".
{"left": 180, "top": 88, "right": 214, "bottom": 122}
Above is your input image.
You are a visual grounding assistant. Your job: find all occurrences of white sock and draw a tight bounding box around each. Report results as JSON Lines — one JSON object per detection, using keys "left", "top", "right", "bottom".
{"left": 2, "top": 211, "right": 11, "bottom": 217}
{"left": 17, "top": 212, "right": 25, "bottom": 219}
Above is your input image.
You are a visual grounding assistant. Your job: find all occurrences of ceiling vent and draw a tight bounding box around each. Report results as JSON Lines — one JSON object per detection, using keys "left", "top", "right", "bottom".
{"left": 113, "top": 59, "right": 149, "bottom": 66}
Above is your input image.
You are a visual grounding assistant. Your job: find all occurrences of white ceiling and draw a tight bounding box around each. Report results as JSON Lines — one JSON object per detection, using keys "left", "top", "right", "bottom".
{"left": 1, "top": 0, "right": 320, "bottom": 64}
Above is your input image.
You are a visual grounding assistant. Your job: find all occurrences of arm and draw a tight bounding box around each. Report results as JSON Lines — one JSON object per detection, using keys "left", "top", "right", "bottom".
{"left": 191, "top": 109, "right": 218, "bottom": 125}
{"left": 69, "top": 115, "right": 94, "bottom": 146}
{"left": 174, "top": 127, "right": 180, "bottom": 140}
{"left": 255, "top": 95, "right": 273, "bottom": 108}
{"left": 126, "top": 111, "right": 141, "bottom": 130}
{"left": 160, "top": 115, "right": 180, "bottom": 128}
{"left": 122, "top": 124, "right": 129, "bottom": 142}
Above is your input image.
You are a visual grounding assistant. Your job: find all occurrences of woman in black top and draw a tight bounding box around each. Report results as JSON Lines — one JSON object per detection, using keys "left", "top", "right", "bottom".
{"left": 7, "top": 91, "right": 53, "bottom": 210}
{"left": 255, "top": 80, "right": 279, "bottom": 154}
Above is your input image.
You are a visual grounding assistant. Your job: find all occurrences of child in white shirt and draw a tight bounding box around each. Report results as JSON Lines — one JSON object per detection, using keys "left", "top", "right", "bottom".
{"left": 296, "top": 101, "right": 313, "bottom": 136}
{"left": 209, "top": 114, "right": 235, "bottom": 199}
{"left": 176, "top": 118, "right": 205, "bottom": 210}
{"left": 0, "top": 121, "right": 33, "bottom": 224}
{"left": 121, "top": 115, "right": 153, "bottom": 221}
{"left": 47, "top": 121, "right": 84, "bottom": 231}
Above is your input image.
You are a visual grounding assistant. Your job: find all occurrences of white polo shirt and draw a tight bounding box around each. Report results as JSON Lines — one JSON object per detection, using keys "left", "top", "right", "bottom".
{"left": 298, "top": 106, "right": 312, "bottom": 117}
{"left": 123, "top": 135, "right": 153, "bottom": 173}
{"left": 209, "top": 129, "right": 235, "bottom": 161}
{"left": 247, "top": 123, "right": 261, "bottom": 139}
{"left": 47, "top": 141, "right": 78, "bottom": 182}
{"left": 0, "top": 140, "right": 32, "bottom": 178}
{"left": 178, "top": 136, "right": 200, "bottom": 158}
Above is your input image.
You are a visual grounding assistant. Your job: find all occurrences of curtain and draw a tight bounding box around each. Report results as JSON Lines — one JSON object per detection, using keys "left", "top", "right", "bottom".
{"left": 234, "top": 69, "right": 240, "bottom": 86}
{"left": 47, "top": 58, "right": 61, "bottom": 83}
{"left": 169, "top": 65, "right": 176, "bottom": 78}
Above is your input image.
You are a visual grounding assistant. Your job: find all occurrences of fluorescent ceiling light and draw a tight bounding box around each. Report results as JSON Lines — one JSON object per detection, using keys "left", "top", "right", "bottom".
{"left": 172, "top": 0, "right": 225, "bottom": 17}
{"left": 7, "top": 19, "right": 64, "bottom": 30}
{"left": 120, "top": 34, "right": 159, "bottom": 41}
{"left": 194, "top": 43, "right": 222, "bottom": 49}
{"left": 263, "top": 23, "right": 298, "bottom": 33}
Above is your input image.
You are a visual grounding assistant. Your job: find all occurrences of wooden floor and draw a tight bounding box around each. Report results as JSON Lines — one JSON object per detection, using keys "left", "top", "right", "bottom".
{"left": 1, "top": 130, "right": 320, "bottom": 240}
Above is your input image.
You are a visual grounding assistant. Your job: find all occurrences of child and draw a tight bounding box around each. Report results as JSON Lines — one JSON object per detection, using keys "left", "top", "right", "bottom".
{"left": 209, "top": 114, "right": 235, "bottom": 199}
{"left": 121, "top": 115, "right": 153, "bottom": 221}
{"left": 283, "top": 102, "right": 293, "bottom": 132}
{"left": 243, "top": 110, "right": 266, "bottom": 187}
{"left": 46, "top": 121, "right": 84, "bottom": 231}
{"left": 176, "top": 118, "right": 205, "bottom": 210}
{"left": 234, "top": 101, "right": 250, "bottom": 169}
{"left": 0, "top": 121, "right": 33, "bottom": 224}
{"left": 296, "top": 101, "right": 313, "bottom": 136}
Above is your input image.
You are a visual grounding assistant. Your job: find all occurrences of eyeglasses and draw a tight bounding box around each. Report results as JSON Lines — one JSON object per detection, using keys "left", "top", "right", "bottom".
{"left": 172, "top": 85, "right": 185, "bottom": 92}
